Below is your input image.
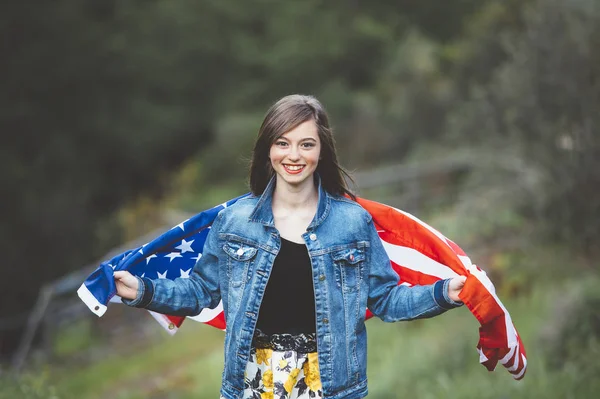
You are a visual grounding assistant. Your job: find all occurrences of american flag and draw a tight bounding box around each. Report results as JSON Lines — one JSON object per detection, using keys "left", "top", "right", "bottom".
{"left": 78, "top": 195, "right": 527, "bottom": 380}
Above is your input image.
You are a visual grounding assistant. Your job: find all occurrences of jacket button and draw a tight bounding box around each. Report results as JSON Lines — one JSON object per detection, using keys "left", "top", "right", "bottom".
{"left": 323, "top": 318, "right": 329, "bottom": 324}
{"left": 309, "top": 233, "right": 317, "bottom": 241}
{"left": 349, "top": 254, "right": 355, "bottom": 261}
{"left": 319, "top": 275, "right": 326, "bottom": 281}
{"left": 236, "top": 248, "right": 244, "bottom": 256}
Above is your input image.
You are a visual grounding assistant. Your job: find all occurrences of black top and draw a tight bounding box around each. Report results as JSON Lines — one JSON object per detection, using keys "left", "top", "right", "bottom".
{"left": 256, "top": 237, "right": 316, "bottom": 335}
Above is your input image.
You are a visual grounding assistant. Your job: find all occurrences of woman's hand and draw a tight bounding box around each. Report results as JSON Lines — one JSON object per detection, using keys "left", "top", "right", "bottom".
{"left": 448, "top": 275, "right": 467, "bottom": 302}
{"left": 113, "top": 271, "right": 139, "bottom": 300}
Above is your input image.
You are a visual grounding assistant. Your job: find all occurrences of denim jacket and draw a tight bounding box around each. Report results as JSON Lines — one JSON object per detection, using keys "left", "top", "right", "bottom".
{"left": 125, "top": 177, "right": 461, "bottom": 399}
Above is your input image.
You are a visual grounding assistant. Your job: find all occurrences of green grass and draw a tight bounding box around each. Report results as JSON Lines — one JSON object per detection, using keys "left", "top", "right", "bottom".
{"left": 53, "top": 319, "right": 98, "bottom": 357}
{"left": 53, "top": 324, "right": 225, "bottom": 399}
{"left": 0, "top": 371, "right": 60, "bottom": 399}
{"left": 366, "top": 279, "right": 600, "bottom": 399}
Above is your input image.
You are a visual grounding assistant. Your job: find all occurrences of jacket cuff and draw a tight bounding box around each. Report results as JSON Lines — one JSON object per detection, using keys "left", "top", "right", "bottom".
{"left": 433, "top": 279, "right": 464, "bottom": 310}
{"left": 121, "top": 276, "right": 154, "bottom": 308}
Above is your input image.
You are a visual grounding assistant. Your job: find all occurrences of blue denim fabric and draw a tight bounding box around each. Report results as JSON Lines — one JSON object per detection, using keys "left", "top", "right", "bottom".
{"left": 125, "top": 177, "right": 461, "bottom": 399}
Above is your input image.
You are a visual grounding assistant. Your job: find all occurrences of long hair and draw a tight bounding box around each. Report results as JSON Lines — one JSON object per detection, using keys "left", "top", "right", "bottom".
{"left": 249, "top": 94, "right": 355, "bottom": 199}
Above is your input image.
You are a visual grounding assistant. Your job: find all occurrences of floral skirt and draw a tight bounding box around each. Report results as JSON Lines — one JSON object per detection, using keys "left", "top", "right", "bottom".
{"left": 241, "top": 347, "right": 323, "bottom": 399}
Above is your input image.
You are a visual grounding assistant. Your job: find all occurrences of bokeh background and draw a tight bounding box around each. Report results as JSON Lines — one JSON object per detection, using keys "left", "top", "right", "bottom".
{"left": 1, "top": 0, "right": 599, "bottom": 397}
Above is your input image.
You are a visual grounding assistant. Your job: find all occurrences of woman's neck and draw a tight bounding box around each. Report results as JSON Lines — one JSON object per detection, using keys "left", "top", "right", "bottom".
{"left": 272, "top": 177, "right": 318, "bottom": 211}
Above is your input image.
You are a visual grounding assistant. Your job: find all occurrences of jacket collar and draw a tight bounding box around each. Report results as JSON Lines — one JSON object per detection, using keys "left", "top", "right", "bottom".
{"left": 248, "top": 175, "right": 331, "bottom": 231}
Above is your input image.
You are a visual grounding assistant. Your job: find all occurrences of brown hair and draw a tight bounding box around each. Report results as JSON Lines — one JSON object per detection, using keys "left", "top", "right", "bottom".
{"left": 249, "top": 94, "right": 355, "bottom": 199}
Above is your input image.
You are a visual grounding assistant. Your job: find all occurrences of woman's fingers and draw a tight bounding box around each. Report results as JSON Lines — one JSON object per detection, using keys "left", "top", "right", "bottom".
{"left": 448, "top": 275, "right": 467, "bottom": 302}
{"left": 114, "top": 270, "right": 135, "bottom": 285}
{"left": 113, "top": 270, "right": 129, "bottom": 280}
{"left": 113, "top": 270, "right": 139, "bottom": 299}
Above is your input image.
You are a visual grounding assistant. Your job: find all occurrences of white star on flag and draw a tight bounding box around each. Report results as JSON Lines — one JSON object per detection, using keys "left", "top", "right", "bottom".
{"left": 174, "top": 218, "right": 190, "bottom": 232}
{"left": 191, "top": 253, "right": 202, "bottom": 262}
{"left": 165, "top": 252, "right": 183, "bottom": 262}
{"left": 175, "top": 239, "right": 195, "bottom": 253}
{"left": 146, "top": 254, "right": 157, "bottom": 264}
{"left": 109, "top": 264, "right": 116, "bottom": 269}
{"left": 180, "top": 268, "right": 192, "bottom": 278}
{"left": 138, "top": 243, "right": 149, "bottom": 255}
{"left": 157, "top": 270, "right": 168, "bottom": 279}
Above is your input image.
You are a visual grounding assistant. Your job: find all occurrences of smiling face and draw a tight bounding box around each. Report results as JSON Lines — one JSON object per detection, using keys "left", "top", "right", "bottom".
{"left": 250, "top": 94, "right": 352, "bottom": 198}
{"left": 269, "top": 119, "right": 321, "bottom": 189}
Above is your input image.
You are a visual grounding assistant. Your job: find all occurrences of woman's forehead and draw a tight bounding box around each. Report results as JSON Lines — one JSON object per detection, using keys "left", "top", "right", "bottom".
{"left": 277, "top": 120, "right": 319, "bottom": 141}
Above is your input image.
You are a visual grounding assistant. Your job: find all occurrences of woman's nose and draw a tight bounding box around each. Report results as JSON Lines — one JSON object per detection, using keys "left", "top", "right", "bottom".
{"left": 287, "top": 146, "right": 300, "bottom": 161}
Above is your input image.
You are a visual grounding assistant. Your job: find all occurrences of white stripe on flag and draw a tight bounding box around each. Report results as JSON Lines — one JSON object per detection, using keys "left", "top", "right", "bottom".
{"left": 77, "top": 283, "right": 107, "bottom": 317}
{"left": 478, "top": 347, "right": 489, "bottom": 363}
{"left": 380, "top": 240, "right": 459, "bottom": 280}
{"left": 500, "top": 343, "right": 517, "bottom": 365}
{"left": 505, "top": 342, "right": 520, "bottom": 372}
{"left": 187, "top": 300, "right": 224, "bottom": 323}
{"left": 148, "top": 311, "right": 178, "bottom": 336}
{"left": 513, "top": 355, "right": 527, "bottom": 379}
{"left": 466, "top": 261, "right": 518, "bottom": 348}
{"left": 458, "top": 254, "right": 474, "bottom": 269}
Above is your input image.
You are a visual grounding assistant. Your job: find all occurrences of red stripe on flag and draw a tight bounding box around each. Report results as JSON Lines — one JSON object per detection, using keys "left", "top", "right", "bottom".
{"left": 445, "top": 237, "right": 467, "bottom": 257}
{"left": 166, "top": 315, "right": 186, "bottom": 328}
{"left": 358, "top": 197, "right": 467, "bottom": 277}
{"left": 205, "top": 311, "right": 226, "bottom": 330}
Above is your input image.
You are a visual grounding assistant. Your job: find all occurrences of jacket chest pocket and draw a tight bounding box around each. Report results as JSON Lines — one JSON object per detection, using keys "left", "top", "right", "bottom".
{"left": 332, "top": 247, "right": 365, "bottom": 292}
{"left": 223, "top": 241, "right": 258, "bottom": 288}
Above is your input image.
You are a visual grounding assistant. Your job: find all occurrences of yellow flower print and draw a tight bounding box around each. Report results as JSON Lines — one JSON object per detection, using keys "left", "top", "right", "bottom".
{"left": 262, "top": 369, "right": 274, "bottom": 389}
{"left": 278, "top": 359, "right": 288, "bottom": 370}
{"left": 290, "top": 368, "right": 300, "bottom": 379}
{"left": 303, "top": 353, "right": 322, "bottom": 391}
{"left": 283, "top": 368, "right": 301, "bottom": 393}
{"left": 260, "top": 392, "right": 273, "bottom": 399}
{"left": 255, "top": 348, "right": 272, "bottom": 366}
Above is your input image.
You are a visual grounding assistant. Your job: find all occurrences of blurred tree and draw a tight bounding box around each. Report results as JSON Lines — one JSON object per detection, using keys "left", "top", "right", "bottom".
{"left": 0, "top": 0, "right": 218, "bottom": 356}
{"left": 446, "top": 0, "right": 600, "bottom": 257}
{"left": 442, "top": 0, "right": 531, "bottom": 96}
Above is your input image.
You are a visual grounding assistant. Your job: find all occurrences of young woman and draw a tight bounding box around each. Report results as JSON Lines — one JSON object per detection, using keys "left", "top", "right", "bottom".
{"left": 114, "top": 94, "right": 466, "bottom": 399}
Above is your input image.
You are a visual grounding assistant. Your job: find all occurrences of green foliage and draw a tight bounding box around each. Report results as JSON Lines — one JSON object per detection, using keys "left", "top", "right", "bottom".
{"left": 53, "top": 323, "right": 224, "bottom": 399}
{"left": 446, "top": 0, "right": 600, "bottom": 258}
{"left": 0, "top": 372, "right": 60, "bottom": 399}
{"left": 540, "top": 278, "right": 600, "bottom": 374}
{"left": 53, "top": 319, "right": 96, "bottom": 357}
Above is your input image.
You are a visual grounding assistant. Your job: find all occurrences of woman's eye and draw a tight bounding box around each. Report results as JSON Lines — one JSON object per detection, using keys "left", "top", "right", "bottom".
{"left": 301, "top": 142, "right": 315, "bottom": 148}
{"left": 275, "top": 141, "right": 288, "bottom": 147}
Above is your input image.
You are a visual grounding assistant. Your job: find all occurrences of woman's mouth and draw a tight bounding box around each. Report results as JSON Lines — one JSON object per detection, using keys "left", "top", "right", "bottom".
{"left": 283, "top": 164, "right": 305, "bottom": 174}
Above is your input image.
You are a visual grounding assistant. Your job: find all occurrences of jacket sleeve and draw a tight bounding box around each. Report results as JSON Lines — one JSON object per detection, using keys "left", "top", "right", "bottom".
{"left": 123, "top": 213, "right": 224, "bottom": 316}
{"left": 365, "top": 217, "right": 461, "bottom": 322}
